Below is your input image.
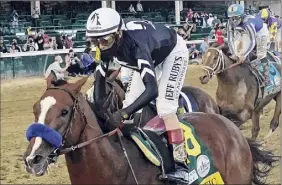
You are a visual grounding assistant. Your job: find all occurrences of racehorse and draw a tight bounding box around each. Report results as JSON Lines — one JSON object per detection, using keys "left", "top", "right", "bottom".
{"left": 199, "top": 47, "right": 281, "bottom": 141}
{"left": 22, "top": 74, "right": 278, "bottom": 184}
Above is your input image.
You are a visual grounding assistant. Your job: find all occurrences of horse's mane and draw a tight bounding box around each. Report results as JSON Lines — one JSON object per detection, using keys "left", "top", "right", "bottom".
{"left": 51, "top": 79, "right": 68, "bottom": 86}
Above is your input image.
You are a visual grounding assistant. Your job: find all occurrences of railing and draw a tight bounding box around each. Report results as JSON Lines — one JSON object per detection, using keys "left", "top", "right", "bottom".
{"left": 0, "top": 39, "right": 216, "bottom": 80}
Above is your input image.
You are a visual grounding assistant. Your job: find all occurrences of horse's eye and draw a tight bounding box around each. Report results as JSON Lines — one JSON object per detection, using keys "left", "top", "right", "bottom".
{"left": 61, "top": 109, "right": 69, "bottom": 117}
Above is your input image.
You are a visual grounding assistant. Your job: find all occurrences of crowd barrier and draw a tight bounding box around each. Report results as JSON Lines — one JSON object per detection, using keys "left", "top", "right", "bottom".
{"left": 0, "top": 39, "right": 216, "bottom": 80}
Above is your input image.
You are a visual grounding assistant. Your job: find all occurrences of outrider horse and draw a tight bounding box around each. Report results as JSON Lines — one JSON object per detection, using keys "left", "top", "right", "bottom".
{"left": 22, "top": 74, "right": 278, "bottom": 184}
{"left": 200, "top": 47, "right": 281, "bottom": 141}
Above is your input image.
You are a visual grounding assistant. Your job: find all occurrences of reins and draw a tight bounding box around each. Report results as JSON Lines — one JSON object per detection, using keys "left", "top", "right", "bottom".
{"left": 202, "top": 48, "right": 241, "bottom": 79}
{"left": 46, "top": 86, "right": 139, "bottom": 184}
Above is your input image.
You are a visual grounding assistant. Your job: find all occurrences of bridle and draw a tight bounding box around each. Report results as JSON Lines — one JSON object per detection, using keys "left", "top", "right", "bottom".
{"left": 45, "top": 86, "right": 139, "bottom": 184}
{"left": 202, "top": 47, "right": 241, "bottom": 79}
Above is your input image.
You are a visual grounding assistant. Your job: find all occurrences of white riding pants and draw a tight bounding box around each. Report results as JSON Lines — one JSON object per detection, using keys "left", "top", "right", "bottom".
{"left": 256, "top": 23, "right": 270, "bottom": 59}
{"left": 122, "top": 35, "right": 189, "bottom": 124}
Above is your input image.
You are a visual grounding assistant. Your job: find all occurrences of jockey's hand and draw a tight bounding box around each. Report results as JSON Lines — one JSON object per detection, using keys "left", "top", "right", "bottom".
{"left": 109, "top": 109, "right": 129, "bottom": 127}
{"left": 238, "top": 55, "right": 246, "bottom": 63}
{"left": 230, "top": 54, "right": 238, "bottom": 61}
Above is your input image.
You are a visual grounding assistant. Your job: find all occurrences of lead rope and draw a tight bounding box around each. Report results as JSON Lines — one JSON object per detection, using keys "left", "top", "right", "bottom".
{"left": 116, "top": 129, "right": 139, "bottom": 185}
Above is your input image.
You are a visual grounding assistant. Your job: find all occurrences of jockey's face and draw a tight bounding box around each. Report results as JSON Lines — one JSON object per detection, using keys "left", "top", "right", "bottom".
{"left": 89, "top": 33, "right": 116, "bottom": 51}
{"left": 230, "top": 16, "right": 242, "bottom": 27}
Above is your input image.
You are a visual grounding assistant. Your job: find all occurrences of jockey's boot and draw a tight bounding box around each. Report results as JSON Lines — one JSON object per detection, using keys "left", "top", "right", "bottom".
{"left": 167, "top": 129, "right": 187, "bottom": 165}
{"left": 161, "top": 128, "right": 189, "bottom": 183}
{"left": 261, "top": 57, "right": 271, "bottom": 87}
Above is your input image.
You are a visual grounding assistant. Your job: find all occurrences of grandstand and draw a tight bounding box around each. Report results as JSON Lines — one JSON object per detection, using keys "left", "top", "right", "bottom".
{"left": 0, "top": 1, "right": 267, "bottom": 79}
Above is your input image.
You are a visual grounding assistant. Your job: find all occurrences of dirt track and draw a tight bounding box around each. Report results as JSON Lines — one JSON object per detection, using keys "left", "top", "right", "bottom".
{"left": 0, "top": 65, "right": 280, "bottom": 184}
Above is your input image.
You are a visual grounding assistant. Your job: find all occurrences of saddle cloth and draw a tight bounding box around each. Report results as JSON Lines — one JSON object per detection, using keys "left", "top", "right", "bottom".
{"left": 129, "top": 118, "right": 224, "bottom": 184}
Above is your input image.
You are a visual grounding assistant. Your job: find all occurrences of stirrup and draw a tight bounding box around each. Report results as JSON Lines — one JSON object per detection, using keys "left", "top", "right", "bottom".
{"left": 173, "top": 142, "right": 187, "bottom": 164}
{"left": 158, "top": 167, "right": 190, "bottom": 184}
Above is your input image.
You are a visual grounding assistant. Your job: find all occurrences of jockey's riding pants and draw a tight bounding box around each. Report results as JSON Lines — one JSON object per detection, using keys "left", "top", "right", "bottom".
{"left": 256, "top": 23, "right": 270, "bottom": 59}
{"left": 122, "top": 35, "right": 189, "bottom": 132}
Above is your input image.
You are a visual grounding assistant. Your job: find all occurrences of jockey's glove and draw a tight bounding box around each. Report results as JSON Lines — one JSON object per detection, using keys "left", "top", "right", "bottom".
{"left": 110, "top": 109, "right": 129, "bottom": 127}
{"left": 230, "top": 54, "right": 238, "bottom": 61}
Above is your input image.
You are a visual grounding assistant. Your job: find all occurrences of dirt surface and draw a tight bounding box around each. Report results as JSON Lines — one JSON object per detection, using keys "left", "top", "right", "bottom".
{"left": 0, "top": 65, "right": 280, "bottom": 184}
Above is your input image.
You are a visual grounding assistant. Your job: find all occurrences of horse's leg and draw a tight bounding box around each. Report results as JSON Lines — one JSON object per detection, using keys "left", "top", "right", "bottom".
{"left": 251, "top": 111, "right": 261, "bottom": 140}
{"left": 264, "top": 93, "right": 281, "bottom": 140}
{"left": 251, "top": 96, "right": 274, "bottom": 140}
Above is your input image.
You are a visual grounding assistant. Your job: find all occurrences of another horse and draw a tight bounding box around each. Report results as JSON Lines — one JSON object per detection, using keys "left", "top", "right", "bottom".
{"left": 199, "top": 47, "right": 281, "bottom": 140}
{"left": 22, "top": 75, "right": 278, "bottom": 184}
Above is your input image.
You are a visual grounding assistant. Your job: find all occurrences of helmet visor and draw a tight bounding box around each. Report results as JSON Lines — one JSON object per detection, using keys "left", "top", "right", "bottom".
{"left": 89, "top": 33, "right": 115, "bottom": 51}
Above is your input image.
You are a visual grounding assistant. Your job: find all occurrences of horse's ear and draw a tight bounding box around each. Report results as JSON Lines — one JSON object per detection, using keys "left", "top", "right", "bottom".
{"left": 70, "top": 76, "right": 89, "bottom": 93}
{"left": 46, "top": 70, "right": 57, "bottom": 88}
{"left": 108, "top": 67, "right": 121, "bottom": 81}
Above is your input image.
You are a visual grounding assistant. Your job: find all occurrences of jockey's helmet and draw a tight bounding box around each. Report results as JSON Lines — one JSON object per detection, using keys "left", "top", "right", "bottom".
{"left": 86, "top": 8, "right": 125, "bottom": 52}
{"left": 227, "top": 4, "right": 244, "bottom": 27}
{"left": 258, "top": 8, "right": 271, "bottom": 22}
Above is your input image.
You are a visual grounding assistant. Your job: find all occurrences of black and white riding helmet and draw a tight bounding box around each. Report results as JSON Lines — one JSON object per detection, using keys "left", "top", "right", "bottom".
{"left": 86, "top": 8, "right": 125, "bottom": 50}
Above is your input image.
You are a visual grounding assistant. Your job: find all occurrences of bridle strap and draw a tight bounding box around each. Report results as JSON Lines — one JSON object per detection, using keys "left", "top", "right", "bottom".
{"left": 58, "top": 128, "right": 120, "bottom": 155}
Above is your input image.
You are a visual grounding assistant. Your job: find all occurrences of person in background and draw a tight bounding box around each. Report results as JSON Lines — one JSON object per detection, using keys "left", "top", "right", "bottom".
{"left": 43, "top": 35, "right": 51, "bottom": 50}
{"left": 207, "top": 14, "right": 214, "bottom": 27}
{"left": 23, "top": 36, "right": 38, "bottom": 52}
{"left": 200, "top": 37, "right": 209, "bottom": 53}
{"left": 80, "top": 47, "right": 96, "bottom": 75}
{"left": 212, "top": 15, "right": 221, "bottom": 27}
{"left": 129, "top": 4, "right": 137, "bottom": 14}
{"left": 35, "top": 32, "right": 44, "bottom": 51}
{"left": 188, "top": 43, "right": 199, "bottom": 59}
{"left": 136, "top": 1, "right": 143, "bottom": 12}
{"left": 10, "top": 39, "right": 22, "bottom": 52}
{"left": 56, "top": 35, "right": 64, "bottom": 49}
{"left": 67, "top": 49, "right": 84, "bottom": 76}
{"left": 213, "top": 24, "right": 225, "bottom": 49}
{"left": 45, "top": 55, "right": 70, "bottom": 80}
{"left": 31, "top": 7, "right": 40, "bottom": 27}
{"left": 0, "top": 36, "right": 8, "bottom": 53}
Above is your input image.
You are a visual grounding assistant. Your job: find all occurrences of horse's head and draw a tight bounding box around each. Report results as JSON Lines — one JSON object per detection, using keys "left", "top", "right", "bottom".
{"left": 23, "top": 72, "right": 88, "bottom": 176}
{"left": 200, "top": 47, "right": 225, "bottom": 84}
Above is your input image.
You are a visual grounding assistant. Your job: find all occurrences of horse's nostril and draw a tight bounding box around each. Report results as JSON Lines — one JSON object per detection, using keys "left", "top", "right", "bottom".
{"left": 33, "top": 155, "right": 44, "bottom": 164}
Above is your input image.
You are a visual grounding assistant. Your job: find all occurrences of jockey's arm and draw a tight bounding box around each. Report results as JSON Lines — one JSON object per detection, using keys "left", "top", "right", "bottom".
{"left": 123, "top": 58, "right": 158, "bottom": 116}
{"left": 227, "top": 21, "right": 236, "bottom": 55}
{"left": 93, "top": 62, "right": 108, "bottom": 106}
{"left": 242, "top": 23, "right": 256, "bottom": 58}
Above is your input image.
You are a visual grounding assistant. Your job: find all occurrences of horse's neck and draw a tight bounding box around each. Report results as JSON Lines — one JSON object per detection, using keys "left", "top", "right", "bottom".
{"left": 217, "top": 52, "right": 243, "bottom": 85}
{"left": 65, "top": 102, "right": 128, "bottom": 184}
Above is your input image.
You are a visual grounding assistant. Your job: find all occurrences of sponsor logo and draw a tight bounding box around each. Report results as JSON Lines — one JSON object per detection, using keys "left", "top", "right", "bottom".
{"left": 274, "top": 76, "right": 280, "bottom": 86}
{"left": 200, "top": 172, "right": 225, "bottom": 184}
{"left": 196, "top": 155, "right": 211, "bottom": 178}
{"left": 165, "top": 56, "right": 188, "bottom": 101}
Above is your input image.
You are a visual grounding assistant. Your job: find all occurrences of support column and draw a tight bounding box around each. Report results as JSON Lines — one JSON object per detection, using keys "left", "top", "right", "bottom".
{"left": 30, "top": 1, "right": 40, "bottom": 15}
{"left": 35, "top": 1, "right": 40, "bottom": 14}
{"left": 175, "top": 1, "right": 180, "bottom": 25}
{"left": 239, "top": 1, "right": 245, "bottom": 9}
{"left": 101, "top": 1, "right": 107, "bottom": 8}
{"left": 179, "top": 1, "right": 183, "bottom": 11}
{"left": 111, "top": 1, "right": 116, "bottom": 10}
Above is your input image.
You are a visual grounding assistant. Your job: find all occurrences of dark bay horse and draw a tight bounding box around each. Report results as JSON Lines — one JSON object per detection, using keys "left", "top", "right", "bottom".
{"left": 22, "top": 75, "right": 278, "bottom": 184}
{"left": 199, "top": 47, "right": 281, "bottom": 141}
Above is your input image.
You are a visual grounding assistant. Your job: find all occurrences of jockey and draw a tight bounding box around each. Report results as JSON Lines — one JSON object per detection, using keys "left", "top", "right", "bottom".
{"left": 86, "top": 8, "right": 189, "bottom": 174}
{"left": 258, "top": 8, "right": 281, "bottom": 51}
{"left": 226, "top": 4, "right": 271, "bottom": 86}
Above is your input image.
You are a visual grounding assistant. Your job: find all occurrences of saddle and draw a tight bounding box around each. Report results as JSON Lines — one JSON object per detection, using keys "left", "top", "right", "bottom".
{"left": 246, "top": 51, "right": 281, "bottom": 102}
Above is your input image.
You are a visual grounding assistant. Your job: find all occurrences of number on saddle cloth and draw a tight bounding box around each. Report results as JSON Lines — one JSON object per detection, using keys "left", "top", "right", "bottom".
{"left": 130, "top": 117, "right": 225, "bottom": 184}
